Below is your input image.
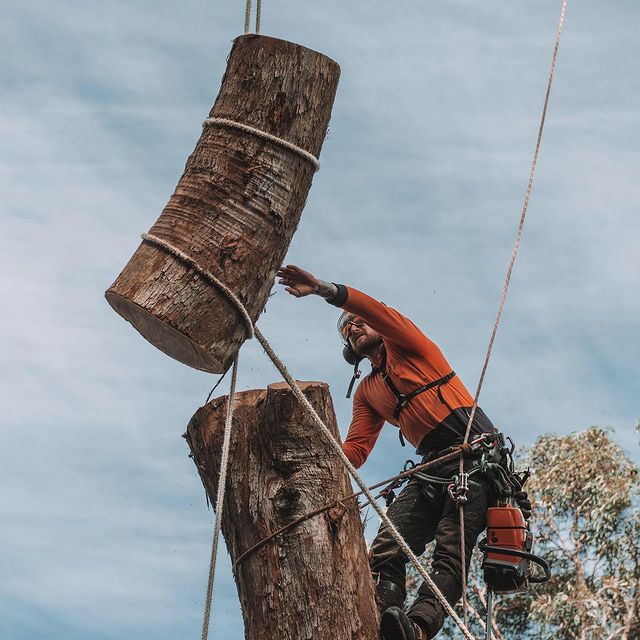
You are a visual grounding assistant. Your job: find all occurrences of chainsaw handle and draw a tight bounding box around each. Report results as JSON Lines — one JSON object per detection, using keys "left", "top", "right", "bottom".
{"left": 478, "top": 539, "right": 552, "bottom": 583}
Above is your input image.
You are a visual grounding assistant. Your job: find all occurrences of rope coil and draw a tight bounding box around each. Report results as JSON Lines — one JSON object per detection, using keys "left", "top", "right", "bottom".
{"left": 202, "top": 117, "right": 321, "bottom": 171}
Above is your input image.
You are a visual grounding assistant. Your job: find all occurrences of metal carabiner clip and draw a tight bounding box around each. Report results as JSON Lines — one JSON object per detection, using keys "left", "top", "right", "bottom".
{"left": 447, "top": 472, "right": 470, "bottom": 505}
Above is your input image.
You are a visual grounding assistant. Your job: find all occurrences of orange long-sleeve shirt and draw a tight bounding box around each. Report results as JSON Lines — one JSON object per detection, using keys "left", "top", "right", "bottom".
{"left": 333, "top": 286, "right": 477, "bottom": 468}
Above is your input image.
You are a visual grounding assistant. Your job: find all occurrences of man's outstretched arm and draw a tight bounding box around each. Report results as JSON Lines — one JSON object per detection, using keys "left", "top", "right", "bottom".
{"left": 277, "top": 264, "right": 429, "bottom": 353}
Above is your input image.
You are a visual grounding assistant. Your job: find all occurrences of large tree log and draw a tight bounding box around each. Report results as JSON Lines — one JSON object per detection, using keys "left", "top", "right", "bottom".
{"left": 185, "top": 381, "right": 379, "bottom": 639}
{"left": 106, "top": 35, "right": 340, "bottom": 373}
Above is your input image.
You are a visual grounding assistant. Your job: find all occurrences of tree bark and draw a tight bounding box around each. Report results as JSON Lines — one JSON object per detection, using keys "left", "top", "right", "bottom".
{"left": 106, "top": 35, "right": 340, "bottom": 373}
{"left": 184, "top": 381, "right": 379, "bottom": 640}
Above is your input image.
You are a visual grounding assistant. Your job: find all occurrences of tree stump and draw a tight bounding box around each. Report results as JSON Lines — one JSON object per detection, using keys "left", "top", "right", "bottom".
{"left": 184, "top": 381, "right": 379, "bottom": 639}
{"left": 105, "top": 35, "right": 340, "bottom": 373}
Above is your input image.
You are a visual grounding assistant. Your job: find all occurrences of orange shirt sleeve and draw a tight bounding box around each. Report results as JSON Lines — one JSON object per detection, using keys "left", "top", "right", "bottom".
{"left": 342, "top": 385, "right": 385, "bottom": 469}
{"left": 340, "top": 286, "right": 431, "bottom": 354}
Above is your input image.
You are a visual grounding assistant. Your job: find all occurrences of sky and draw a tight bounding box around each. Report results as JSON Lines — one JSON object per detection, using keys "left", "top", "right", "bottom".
{"left": 1, "top": 1, "right": 639, "bottom": 639}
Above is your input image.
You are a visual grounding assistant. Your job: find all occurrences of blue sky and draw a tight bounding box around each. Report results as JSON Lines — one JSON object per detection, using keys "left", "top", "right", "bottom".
{"left": 1, "top": 1, "right": 638, "bottom": 639}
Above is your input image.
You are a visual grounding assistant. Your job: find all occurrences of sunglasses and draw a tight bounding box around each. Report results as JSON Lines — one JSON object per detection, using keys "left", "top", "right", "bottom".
{"left": 338, "top": 314, "right": 366, "bottom": 339}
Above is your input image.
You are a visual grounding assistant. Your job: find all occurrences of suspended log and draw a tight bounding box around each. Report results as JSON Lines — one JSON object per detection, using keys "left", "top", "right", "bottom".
{"left": 105, "top": 35, "right": 340, "bottom": 373}
{"left": 184, "top": 381, "right": 379, "bottom": 639}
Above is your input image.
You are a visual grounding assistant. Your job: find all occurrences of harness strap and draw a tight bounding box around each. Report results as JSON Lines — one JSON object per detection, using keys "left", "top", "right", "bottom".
{"left": 382, "top": 370, "right": 457, "bottom": 420}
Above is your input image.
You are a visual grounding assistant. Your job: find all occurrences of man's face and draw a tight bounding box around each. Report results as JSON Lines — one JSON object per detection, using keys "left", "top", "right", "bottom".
{"left": 342, "top": 316, "right": 382, "bottom": 357}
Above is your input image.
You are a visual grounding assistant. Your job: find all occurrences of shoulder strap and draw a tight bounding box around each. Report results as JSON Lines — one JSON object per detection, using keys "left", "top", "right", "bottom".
{"left": 382, "top": 369, "right": 457, "bottom": 419}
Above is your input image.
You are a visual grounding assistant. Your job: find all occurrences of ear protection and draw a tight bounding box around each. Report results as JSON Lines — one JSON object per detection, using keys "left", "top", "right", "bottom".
{"left": 343, "top": 343, "right": 363, "bottom": 399}
{"left": 343, "top": 343, "right": 361, "bottom": 366}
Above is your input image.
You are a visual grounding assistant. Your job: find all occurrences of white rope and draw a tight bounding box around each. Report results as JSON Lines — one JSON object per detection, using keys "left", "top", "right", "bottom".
{"left": 140, "top": 233, "right": 255, "bottom": 339}
{"left": 457, "top": 0, "right": 569, "bottom": 625}
{"left": 203, "top": 117, "right": 321, "bottom": 171}
{"left": 140, "top": 234, "right": 477, "bottom": 638}
{"left": 201, "top": 356, "right": 240, "bottom": 640}
{"left": 244, "top": 0, "right": 251, "bottom": 33}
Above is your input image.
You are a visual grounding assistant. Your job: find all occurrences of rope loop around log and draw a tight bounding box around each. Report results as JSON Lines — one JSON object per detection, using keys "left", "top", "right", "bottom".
{"left": 203, "top": 117, "right": 321, "bottom": 171}
{"left": 140, "top": 233, "right": 255, "bottom": 339}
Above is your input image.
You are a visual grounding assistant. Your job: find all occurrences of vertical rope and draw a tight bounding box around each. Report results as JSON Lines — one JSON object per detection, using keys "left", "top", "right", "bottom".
{"left": 457, "top": 0, "right": 569, "bottom": 623}
{"left": 256, "top": 0, "right": 262, "bottom": 34}
{"left": 200, "top": 356, "right": 240, "bottom": 640}
{"left": 244, "top": 0, "right": 252, "bottom": 33}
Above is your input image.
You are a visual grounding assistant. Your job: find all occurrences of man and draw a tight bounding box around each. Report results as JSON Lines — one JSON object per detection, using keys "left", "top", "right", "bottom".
{"left": 277, "top": 264, "right": 504, "bottom": 640}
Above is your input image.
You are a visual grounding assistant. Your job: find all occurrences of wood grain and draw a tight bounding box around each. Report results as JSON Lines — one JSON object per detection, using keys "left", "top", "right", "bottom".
{"left": 185, "top": 381, "right": 380, "bottom": 639}
{"left": 106, "top": 35, "right": 340, "bottom": 372}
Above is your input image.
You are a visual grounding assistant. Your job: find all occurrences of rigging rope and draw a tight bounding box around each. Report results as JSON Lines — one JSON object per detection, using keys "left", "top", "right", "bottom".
{"left": 457, "top": 0, "right": 569, "bottom": 624}
{"left": 243, "top": 0, "right": 261, "bottom": 34}
{"left": 202, "top": 117, "right": 320, "bottom": 171}
{"left": 200, "top": 356, "right": 239, "bottom": 640}
{"left": 244, "top": 0, "right": 251, "bottom": 33}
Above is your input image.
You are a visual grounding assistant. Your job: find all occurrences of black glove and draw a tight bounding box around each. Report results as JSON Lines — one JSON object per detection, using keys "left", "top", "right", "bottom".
{"left": 514, "top": 490, "right": 532, "bottom": 520}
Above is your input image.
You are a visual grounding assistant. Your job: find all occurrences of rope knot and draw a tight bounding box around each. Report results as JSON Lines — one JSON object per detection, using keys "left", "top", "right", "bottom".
{"left": 459, "top": 443, "right": 474, "bottom": 457}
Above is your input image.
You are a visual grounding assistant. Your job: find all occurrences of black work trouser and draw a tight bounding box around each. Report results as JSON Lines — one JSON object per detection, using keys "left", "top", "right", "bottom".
{"left": 370, "top": 462, "right": 492, "bottom": 639}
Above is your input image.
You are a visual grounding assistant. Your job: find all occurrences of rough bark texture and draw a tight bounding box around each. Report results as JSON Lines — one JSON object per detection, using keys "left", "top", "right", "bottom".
{"left": 184, "top": 381, "right": 379, "bottom": 640}
{"left": 106, "top": 35, "right": 340, "bottom": 373}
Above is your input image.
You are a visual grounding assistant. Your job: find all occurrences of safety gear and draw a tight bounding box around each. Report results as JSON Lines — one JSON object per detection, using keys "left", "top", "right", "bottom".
{"left": 381, "top": 607, "right": 426, "bottom": 640}
{"left": 371, "top": 346, "right": 457, "bottom": 421}
{"left": 375, "top": 580, "right": 406, "bottom": 611}
{"left": 337, "top": 311, "right": 364, "bottom": 398}
{"left": 337, "top": 311, "right": 364, "bottom": 341}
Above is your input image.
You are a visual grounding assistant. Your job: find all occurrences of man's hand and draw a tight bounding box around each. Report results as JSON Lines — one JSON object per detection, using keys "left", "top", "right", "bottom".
{"left": 277, "top": 264, "right": 338, "bottom": 300}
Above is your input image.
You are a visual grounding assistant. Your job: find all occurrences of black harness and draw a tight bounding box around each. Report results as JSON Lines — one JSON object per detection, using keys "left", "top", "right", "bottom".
{"left": 381, "top": 369, "right": 457, "bottom": 420}
{"left": 373, "top": 348, "right": 456, "bottom": 445}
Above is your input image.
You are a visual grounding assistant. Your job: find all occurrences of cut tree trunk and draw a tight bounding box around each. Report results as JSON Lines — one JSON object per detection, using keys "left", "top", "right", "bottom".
{"left": 185, "top": 381, "right": 380, "bottom": 640}
{"left": 106, "top": 35, "right": 340, "bottom": 374}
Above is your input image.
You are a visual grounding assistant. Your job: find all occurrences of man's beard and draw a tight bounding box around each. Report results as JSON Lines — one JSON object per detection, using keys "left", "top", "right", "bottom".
{"left": 351, "top": 335, "right": 381, "bottom": 358}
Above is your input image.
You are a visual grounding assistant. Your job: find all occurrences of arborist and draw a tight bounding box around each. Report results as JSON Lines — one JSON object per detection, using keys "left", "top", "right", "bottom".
{"left": 277, "top": 264, "right": 531, "bottom": 640}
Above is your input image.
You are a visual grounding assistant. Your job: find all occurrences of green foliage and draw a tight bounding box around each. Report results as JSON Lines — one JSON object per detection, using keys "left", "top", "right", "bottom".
{"left": 405, "top": 428, "right": 640, "bottom": 639}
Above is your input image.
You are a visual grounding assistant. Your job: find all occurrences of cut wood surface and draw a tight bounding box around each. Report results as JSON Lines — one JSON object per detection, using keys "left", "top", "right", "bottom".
{"left": 106, "top": 35, "right": 340, "bottom": 373}
{"left": 185, "top": 381, "right": 380, "bottom": 639}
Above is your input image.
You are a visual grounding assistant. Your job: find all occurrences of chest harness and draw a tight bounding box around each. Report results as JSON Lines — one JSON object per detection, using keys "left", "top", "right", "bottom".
{"left": 372, "top": 348, "right": 456, "bottom": 446}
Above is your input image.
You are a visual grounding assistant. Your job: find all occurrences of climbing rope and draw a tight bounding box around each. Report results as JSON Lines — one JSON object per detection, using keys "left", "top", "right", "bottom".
{"left": 457, "top": 0, "right": 569, "bottom": 624}
{"left": 200, "top": 356, "right": 239, "bottom": 640}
